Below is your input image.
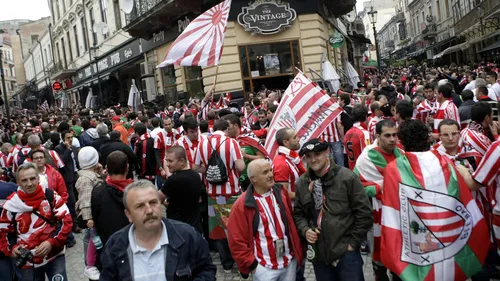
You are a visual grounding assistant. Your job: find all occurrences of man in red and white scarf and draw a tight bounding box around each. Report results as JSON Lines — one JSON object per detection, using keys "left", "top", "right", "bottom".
{"left": 430, "top": 84, "right": 460, "bottom": 136}
{"left": 0, "top": 163, "right": 72, "bottom": 280}
{"left": 175, "top": 117, "right": 207, "bottom": 171}
{"left": 133, "top": 123, "right": 156, "bottom": 184}
{"left": 415, "top": 83, "right": 437, "bottom": 124}
{"left": 272, "top": 128, "right": 305, "bottom": 201}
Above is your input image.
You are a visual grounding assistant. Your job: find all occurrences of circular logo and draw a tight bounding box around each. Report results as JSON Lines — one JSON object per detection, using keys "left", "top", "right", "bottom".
{"left": 306, "top": 245, "right": 315, "bottom": 260}
{"left": 52, "top": 81, "right": 63, "bottom": 91}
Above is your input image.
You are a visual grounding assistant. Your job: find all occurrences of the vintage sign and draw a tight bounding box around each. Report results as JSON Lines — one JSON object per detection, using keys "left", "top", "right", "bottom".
{"left": 237, "top": 0, "right": 296, "bottom": 35}
{"left": 329, "top": 31, "right": 344, "bottom": 48}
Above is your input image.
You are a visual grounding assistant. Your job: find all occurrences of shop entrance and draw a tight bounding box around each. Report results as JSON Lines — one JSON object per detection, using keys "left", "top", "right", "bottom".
{"left": 239, "top": 40, "right": 302, "bottom": 98}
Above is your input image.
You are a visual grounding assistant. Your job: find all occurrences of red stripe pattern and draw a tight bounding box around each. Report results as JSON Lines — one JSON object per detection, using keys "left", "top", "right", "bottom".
{"left": 195, "top": 132, "right": 243, "bottom": 196}
{"left": 254, "top": 190, "right": 293, "bottom": 269}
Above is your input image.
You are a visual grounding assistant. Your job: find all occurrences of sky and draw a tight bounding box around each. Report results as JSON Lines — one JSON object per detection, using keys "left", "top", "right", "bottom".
{"left": 356, "top": 0, "right": 371, "bottom": 13}
{"left": 0, "top": 0, "right": 51, "bottom": 22}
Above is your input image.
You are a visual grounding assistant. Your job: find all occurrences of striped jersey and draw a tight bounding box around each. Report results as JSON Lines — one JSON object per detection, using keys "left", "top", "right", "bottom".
{"left": 415, "top": 99, "right": 436, "bottom": 123}
{"left": 353, "top": 144, "right": 403, "bottom": 263}
{"left": 12, "top": 147, "right": 64, "bottom": 173}
{"left": 195, "top": 131, "right": 243, "bottom": 196}
{"left": 473, "top": 140, "right": 500, "bottom": 251}
{"left": 368, "top": 116, "right": 381, "bottom": 143}
{"left": 152, "top": 127, "right": 180, "bottom": 173}
{"left": 459, "top": 124, "right": 492, "bottom": 166}
{"left": 6, "top": 144, "right": 22, "bottom": 167}
{"left": 433, "top": 99, "right": 460, "bottom": 133}
{"left": 0, "top": 152, "right": 7, "bottom": 168}
{"left": 321, "top": 115, "right": 341, "bottom": 143}
{"left": 272, "top": 149, "right": 305, "bottom": 193}
{"left": 344, "top": 122, "right": 371, "bottom": 170}
{"left": 254, "top": 190, "right": 293, "bottom": 269}
{"left": 175, "top": 134, "right": 206, "bottom": 168}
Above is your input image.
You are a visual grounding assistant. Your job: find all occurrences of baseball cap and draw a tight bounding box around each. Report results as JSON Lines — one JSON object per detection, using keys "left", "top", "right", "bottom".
{"left": 299, "top": 138, "right": 330, "bottom": 156}
{"left": 111, "top": 116, "right": 121, "bottom": 121}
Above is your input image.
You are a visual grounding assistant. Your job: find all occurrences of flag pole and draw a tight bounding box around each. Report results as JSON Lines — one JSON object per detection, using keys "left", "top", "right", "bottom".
{"left": 213, "top": 65, "right": 220, "bottom": 92}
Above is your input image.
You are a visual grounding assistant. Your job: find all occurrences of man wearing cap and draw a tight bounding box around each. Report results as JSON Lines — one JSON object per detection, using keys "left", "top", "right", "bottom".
{"left": 293, "top": 139, "right": 372, "bottom": 280}
{"left": 111, "top": 116, "right": 129, "bottom": 146}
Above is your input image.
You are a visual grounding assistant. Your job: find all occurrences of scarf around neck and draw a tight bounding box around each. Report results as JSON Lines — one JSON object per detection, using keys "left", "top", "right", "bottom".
{"left": 18, "top": 185, "right": 45, "bottom": 209}
{"left": 278, "top": 146, "right": 306, "bottom": 174}
{"left": 106, "top": 176, "right": 134, "bottom": 192}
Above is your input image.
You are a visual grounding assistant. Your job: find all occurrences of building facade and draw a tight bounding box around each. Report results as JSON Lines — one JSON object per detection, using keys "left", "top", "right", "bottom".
{"left": 1, "top": 33, "right": 17, "bottom": 102}
{"left": 123, "top": 0, "right": 357, "bottom": 101}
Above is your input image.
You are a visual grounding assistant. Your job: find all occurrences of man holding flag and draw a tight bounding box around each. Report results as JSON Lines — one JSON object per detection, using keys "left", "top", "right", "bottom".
{"left": 381, "top": 119, "right": 489, "bottom": 281}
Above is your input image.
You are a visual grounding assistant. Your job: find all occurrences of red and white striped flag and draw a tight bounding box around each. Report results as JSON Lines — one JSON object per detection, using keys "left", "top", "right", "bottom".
{"left": 264, "top": 72, "right": 343, "bottom": 158}
{"left": 40, "top": 100, "right": 49, "bottom": 111}
{"left": 157, "top": 0, "right": 232, "bottom": 67}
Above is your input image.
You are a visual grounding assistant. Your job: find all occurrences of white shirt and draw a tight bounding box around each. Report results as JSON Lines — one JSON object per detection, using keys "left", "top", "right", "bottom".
{"left": 489, "top": 83, "right": 500, "bottom": 100}
{"left": 128, "top": 222, "right": 169, "bottom": 281}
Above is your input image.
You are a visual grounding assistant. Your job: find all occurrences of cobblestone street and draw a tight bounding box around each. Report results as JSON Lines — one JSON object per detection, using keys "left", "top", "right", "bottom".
{"left": 66, "top": 231, "right": 375, "bottom": 281}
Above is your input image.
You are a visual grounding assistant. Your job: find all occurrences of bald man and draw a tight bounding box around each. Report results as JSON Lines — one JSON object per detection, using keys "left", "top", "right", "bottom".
{"left": 227, "top": 159, "right": 304, "bottom": 280}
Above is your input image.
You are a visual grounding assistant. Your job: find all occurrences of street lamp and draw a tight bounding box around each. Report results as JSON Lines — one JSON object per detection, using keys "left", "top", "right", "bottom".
{"left": 89, "top": 45, "right": 103, "bottom": 109}
{"left": 368, "top": 7, "right": 381, "bottom": 69}
{"left": 0, "top": 29, "right": 11, "bottom": 132}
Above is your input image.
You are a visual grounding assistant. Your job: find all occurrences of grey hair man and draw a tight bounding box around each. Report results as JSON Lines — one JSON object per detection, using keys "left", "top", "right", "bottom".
{"left": 99, "top": 180, "right": 216, "bottom": 281}
{"left": 90, "top": 123, "right": 110, "bottom": 152}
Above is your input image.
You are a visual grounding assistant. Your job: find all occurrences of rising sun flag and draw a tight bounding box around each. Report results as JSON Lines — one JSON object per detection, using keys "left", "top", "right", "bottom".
{"left": 157, "top": 0, "right": 232, "bottom": 67}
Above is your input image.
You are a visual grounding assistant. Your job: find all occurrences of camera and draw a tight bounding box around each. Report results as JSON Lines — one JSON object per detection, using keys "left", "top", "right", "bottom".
{"left": 15, "top": 247, "right": 34, "bottom": 268}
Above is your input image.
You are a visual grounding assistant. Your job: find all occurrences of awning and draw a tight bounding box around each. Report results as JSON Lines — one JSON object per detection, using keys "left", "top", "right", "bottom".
{"left": 407, "top": 49, "right": 426, "bottom": 57}
{"left": 479, "top": 41, "right": 500, "bottom": 53}
{"left": 348, "top": 31, "right": 372, "bottom": 44}
{"left": 433, "top": 42, "right": 469, "bottom": 59}
{"left": 468, "top": 29, "right": 500, "bottom": 45}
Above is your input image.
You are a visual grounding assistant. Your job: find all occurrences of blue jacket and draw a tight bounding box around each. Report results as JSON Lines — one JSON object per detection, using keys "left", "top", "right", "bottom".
{"left": 99, "top": 218, "right": 216, "bottom": 281}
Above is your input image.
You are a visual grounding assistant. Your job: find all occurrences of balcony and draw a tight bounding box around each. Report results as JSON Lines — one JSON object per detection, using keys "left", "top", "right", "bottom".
{"left": 454, "top": 0, "right": 500, "bottom": 35}
{"left": 422, "top": 23, "right": 437, "bottom": 40}
{"left": 323, "top": 0, "right": 356, "bottom": 17}
{"left": 395, "top": 12, "right": 405, "bottom": 23}
{"left": 49, "top": 61, "right": 76, "bottom": 81}
{"left": 123, "top": 0, "right": 203, "bottom": 40}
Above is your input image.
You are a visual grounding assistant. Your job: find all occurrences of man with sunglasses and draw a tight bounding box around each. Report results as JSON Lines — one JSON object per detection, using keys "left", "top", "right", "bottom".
{"left": 293, "top": 139, "right": 372, "bottom": 280}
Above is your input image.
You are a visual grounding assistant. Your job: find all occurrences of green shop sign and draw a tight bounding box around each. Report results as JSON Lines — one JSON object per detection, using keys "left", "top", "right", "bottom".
{"left": 329, "top": 31, "right": 344, "bottom": 48}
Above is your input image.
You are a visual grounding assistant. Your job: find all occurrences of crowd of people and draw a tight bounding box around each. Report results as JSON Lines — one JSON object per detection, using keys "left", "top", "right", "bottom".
{"left": 0, "top": 62, "right": 498, "bottom": 281}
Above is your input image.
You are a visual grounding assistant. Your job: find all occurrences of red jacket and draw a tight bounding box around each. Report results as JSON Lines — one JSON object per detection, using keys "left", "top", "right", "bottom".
{"left": 45, "top": 165, "right": 68, "bottom": 203}
{"left": 227, "top": 184, "right": 304, "bottom": 277}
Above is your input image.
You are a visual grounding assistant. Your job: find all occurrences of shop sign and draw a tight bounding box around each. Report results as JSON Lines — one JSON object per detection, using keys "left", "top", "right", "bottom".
{"left": 74, "top": 39, "right": 142, "bottom": 83}
{"left": 329, "top": 31, "right": 344, "bottom": 48}
{"left": 237, "top": 0, "right": 297, "bottom": 35}
{"left": 141, "top": 15, "right": 193, "bottom": 53}
{"left": 52, "top": 81, "right": 63, "bottom": 91}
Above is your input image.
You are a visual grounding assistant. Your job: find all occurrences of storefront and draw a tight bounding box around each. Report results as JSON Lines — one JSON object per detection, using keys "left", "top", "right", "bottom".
{"left": 140, "top": 0, "right": 348, "bottom": 103}
{"left": 70, "top": 39, "right": 144, "bottom": 107}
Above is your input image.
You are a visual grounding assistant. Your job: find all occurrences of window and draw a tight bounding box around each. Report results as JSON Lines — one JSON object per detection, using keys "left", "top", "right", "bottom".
{"left": 62, "top": 0, "right": 66, "bottom": 13}
{"left": 56, "top": 42, "right": 61, "bottom": 64}
{"left": 114, "top": 0, "right": 122, "bottom": 30}
{"left": 67, "top": 31, "right": 73, "bottom": 63}
{"left": 184, "top": 66, "right": 204, "bottom": 98}
{"left": 445, "top": 0, "right": 450, "bottom": 18}
{"left": 162, "top": 65, "right": 177, "bottom": 100}
{"left": 89, "top": 8, "right": 97, "bottom": 45}
{"left": 100, "top": 0, "right": 108, "bottom": 39}
{"left": 238, "top": 40, "right": 301, "bottom": 96}
{"left": 436, "top": 0, "right": 441, "bottom": 22}
{"left": 61, "top": 38, "right": 67, "bottom": 68}
{"left": 55, "top": 0, "right": 61, "bottom": 20}
{"left": 73, "top": 25, "right": 80, "bottom": 57}
{"left": 81, "top": 17, "right": 88, "bottom": 52}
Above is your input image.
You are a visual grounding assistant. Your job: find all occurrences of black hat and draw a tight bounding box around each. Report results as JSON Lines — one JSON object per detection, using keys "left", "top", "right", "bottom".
{"left": 299, "top": 138, "right": 330, "bottom": 156}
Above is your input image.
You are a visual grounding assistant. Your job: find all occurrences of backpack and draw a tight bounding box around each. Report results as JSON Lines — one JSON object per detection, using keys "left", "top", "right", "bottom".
{"left": 205, "top": 138, "right": 228, "bottom": 185}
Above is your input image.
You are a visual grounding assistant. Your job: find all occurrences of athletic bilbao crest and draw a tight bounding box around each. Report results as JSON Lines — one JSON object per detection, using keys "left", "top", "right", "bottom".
{"left": 399, "top": 183, "right": 473, "bottom": 266}
{"left": 276, "top": 106, "right": 296, "bottom": 130}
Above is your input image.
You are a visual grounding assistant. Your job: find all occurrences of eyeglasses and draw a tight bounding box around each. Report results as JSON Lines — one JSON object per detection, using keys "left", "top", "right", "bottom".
{"left": 439, "top": 131, "right": 460, "bottom": 139}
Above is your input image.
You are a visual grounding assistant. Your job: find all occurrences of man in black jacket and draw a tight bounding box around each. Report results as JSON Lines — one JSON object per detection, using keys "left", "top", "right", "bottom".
{"left": 0, "top": 181, "right": 17, "bottom": 281}
{"left": 55, "top": 130, "right": 80, "bottom": 233}
{"left": 99, "top": 180, "right": 216, "bottom": 281}
{"left": 99, "top": 130, "right": 137, "bottom": 179}
{"left": 90, "top": 123, "right": 110, "bottom": 152}
{"left": 91, "top": 151, "right": 133, "bottom": 246}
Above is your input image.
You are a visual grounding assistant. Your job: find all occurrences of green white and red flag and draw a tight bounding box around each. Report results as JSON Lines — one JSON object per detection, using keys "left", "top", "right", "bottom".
{"left": 381, "top": 150, "right": 489, "bottom": 281}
